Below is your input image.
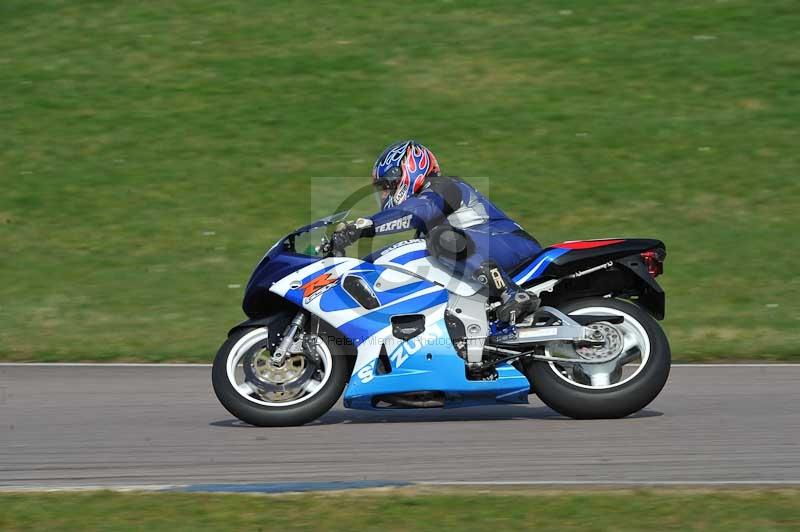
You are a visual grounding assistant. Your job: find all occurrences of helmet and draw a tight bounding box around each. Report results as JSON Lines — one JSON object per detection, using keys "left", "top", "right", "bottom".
{"left": 372, "top": 140, "right": 440, "bottom": 210}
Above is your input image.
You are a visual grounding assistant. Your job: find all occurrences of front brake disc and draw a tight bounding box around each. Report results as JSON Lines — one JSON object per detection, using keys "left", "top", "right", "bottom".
{"left": 243, "top": 345, "right": 317, "bottom": 397}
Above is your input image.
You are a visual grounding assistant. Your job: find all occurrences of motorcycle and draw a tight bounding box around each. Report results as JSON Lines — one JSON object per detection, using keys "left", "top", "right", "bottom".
{"left": 212, "top": 212, "right": 670, "bottom": 426}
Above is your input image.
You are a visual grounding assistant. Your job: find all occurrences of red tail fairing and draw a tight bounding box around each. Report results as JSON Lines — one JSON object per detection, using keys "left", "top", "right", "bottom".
{"left": 553, "top": 239, "right": 625, "bottom": 250}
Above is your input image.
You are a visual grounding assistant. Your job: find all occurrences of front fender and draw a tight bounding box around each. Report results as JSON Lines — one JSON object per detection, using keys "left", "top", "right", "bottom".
{"left": 228, "top": 316, "right": 276, "bottom": 338}
{"left": 227, "top": 311, "right": 295, "bottom": 348}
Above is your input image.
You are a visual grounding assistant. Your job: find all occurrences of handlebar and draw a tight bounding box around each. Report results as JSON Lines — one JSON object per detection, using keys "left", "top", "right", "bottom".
{"left": 319, "top": 234, "right": 347, "bottom": 258}
{"left": 320, "top": 240, "right": 335, "bottom": 257}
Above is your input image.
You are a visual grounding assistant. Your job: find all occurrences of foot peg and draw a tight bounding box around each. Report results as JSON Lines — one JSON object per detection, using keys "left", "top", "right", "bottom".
{"left": 475, "top": 261, "right": 541, "bottom": 324}
{"left": 495, "top": 291, "right": 540, "bottom": 325}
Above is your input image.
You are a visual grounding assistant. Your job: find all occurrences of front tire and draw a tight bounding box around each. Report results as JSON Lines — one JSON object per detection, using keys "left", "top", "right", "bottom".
{"left": 212, "top": 326, "right": 349, "bottom": 427}
{"left": 526, "top": 298, "right": 671, "bottom": 419}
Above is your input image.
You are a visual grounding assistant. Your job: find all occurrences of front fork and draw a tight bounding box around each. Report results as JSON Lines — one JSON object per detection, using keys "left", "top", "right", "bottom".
{"left": 270, "top": 311, "right": 306, "bottom": 365}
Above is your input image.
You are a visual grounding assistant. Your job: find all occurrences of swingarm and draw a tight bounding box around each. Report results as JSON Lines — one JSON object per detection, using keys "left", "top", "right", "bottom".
{"left": 483, "top": 306, "right": 625, "bottom": 367}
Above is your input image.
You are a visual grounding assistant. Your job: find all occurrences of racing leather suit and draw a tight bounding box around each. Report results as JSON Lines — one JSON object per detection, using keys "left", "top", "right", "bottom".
{"left": 366, "top": 176, "right": 541, "bottom": 286}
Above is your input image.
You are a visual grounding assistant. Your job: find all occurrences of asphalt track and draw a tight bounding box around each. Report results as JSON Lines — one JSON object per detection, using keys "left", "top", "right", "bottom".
{"left": 1, "top": 364, "right": 798, "bottom": 489}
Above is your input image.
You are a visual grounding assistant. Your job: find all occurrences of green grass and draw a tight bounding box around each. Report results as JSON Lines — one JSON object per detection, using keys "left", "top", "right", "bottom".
{"left": 1, "top": 0, "right": 799, "bottom": 361}
{"left": 1, "top": 489, "right": 799, "bottom": 531}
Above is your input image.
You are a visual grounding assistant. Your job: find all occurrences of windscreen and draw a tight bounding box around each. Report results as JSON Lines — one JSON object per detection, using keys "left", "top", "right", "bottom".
{"left": 287, "top": 211, "right": 350, "bottom": 257}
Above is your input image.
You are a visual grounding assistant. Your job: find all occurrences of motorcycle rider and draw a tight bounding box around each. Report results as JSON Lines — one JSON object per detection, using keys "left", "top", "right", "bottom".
{"left": 331, "top": 140, "right": 542, "bottom": 324}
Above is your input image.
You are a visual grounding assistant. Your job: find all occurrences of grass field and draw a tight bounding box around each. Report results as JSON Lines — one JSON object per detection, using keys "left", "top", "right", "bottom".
{"left": 2, "top": 488, "right": 799, "bottom": 531}
{"left": 2, "top": 0, "right": 798, "bottom": 361}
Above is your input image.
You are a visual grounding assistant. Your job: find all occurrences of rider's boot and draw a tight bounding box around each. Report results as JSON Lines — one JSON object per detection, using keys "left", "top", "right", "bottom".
{"left": 474, "top": 261, "right": 540, "bottom": 325}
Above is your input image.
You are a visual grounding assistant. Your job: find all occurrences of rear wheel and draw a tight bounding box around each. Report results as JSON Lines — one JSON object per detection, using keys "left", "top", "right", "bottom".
{"left": 212, "top": 326, "right": 349, "bottom": 426}
{"left": 526, "top": 297, "right": 670, "bottom": 419}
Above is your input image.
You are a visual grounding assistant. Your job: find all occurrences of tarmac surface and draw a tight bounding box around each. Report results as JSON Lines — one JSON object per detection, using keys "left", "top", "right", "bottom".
{"left": 1, "top": 364, "right": 798, "bottom": 489}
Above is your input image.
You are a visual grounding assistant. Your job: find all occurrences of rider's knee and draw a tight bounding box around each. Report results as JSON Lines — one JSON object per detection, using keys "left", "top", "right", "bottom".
{"left": 426, "top": 225, "right": 475, "bottom": 262}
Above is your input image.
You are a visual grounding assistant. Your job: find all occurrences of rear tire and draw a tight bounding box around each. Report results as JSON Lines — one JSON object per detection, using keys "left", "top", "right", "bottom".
{"left": 526, "top": 298, "right": 670, "bottom": 419}
{"left": 212, "top": 327, "right": 349, "bottom": 427}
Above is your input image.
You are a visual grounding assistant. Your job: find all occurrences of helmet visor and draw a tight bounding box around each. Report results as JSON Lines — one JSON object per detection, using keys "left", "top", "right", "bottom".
{"left": 372, "top": 165, "right": 402, "bottom": 210}
{"left": 373, "top": 181, "right": 395, "bottom": 210}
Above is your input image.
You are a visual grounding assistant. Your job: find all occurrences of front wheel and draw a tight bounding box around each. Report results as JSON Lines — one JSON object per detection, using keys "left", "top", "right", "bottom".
{"left": 526, "top": 297, "right": 671, "bottom": 419}
{"left": 212, "top": 325, "right": 349, "bottom": 426}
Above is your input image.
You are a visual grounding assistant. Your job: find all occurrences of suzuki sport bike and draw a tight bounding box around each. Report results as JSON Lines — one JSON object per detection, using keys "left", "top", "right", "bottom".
{"left": 212, "top": 212, "right": 670, "bottom": 426}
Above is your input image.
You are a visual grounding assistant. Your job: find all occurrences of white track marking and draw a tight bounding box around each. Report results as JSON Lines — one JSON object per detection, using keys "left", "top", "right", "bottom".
{"left": 0, "top": 363, "right": 213, "bottom": 367}
{"left": 0, "top": 485, "right": 184, "bottom": 492}
{"left": 1, "top": 363, "right": 798, "bottom": 368}
{"left": 419, "top": 480, "right": 800, "bottom": 486}
{"left": 2, "top": 480, "right": 800, "bottom": 493}
{"left": 671, "top": 364, "right": 800, "bottom": 368}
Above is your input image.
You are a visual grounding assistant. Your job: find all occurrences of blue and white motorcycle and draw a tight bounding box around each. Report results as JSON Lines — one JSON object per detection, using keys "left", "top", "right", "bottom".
{"left": 212, "top": 212, "right": 670, "bottom": 426}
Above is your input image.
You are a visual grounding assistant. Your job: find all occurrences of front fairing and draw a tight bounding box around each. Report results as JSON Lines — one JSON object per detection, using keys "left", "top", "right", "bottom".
{"left": 243, "top": 251, "right": 320, "bottom": 316}
{"left": 243, "top": 212, "right": 349, "bottom": 317}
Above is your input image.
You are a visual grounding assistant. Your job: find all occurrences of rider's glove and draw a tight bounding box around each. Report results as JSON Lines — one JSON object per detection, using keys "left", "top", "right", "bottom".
{"left": 331, "top": 218, "right": 375, "bottom": 252}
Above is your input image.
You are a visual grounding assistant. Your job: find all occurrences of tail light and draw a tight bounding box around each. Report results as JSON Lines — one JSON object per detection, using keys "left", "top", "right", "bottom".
{"left": 641, "top": 249, "right": 665, "bottom": 277}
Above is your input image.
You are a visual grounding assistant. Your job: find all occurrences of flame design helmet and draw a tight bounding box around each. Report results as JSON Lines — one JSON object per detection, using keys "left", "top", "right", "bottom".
{"left": 372, "top": 140, "right": 441, "bottom": 210}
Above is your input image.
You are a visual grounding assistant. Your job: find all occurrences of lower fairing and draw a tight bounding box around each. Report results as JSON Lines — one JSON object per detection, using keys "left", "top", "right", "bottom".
{"left": 343, "top": 317, "right": 530, "bottom": 410}
{"left": 267, "top": 256, "right": 531, "bottom": 410}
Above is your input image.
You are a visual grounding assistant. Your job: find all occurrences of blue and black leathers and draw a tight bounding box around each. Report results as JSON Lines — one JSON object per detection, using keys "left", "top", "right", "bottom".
{"left": 367, "top": 176, "right": 542, "bottom": 284}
